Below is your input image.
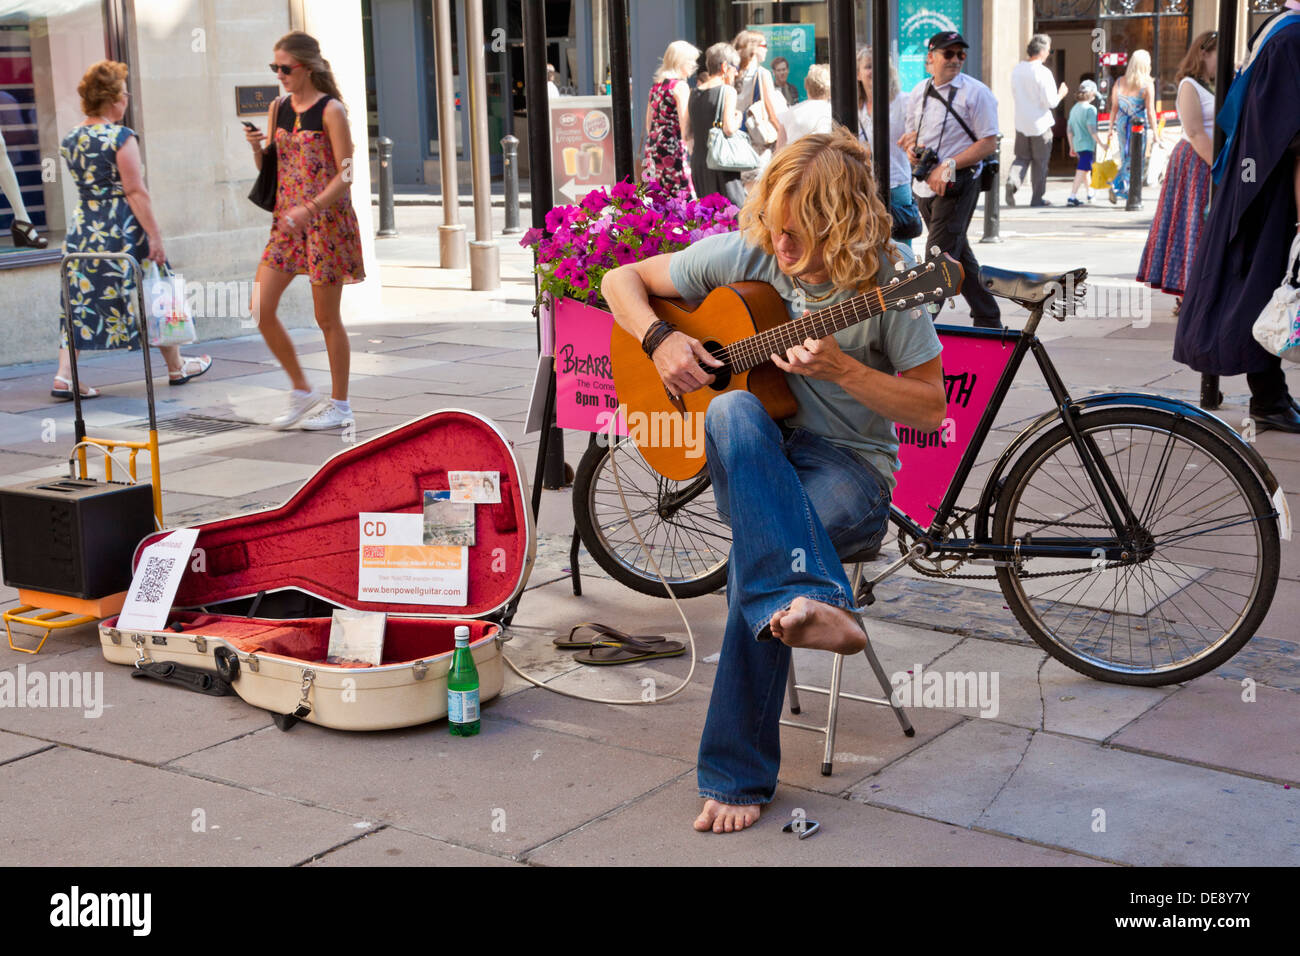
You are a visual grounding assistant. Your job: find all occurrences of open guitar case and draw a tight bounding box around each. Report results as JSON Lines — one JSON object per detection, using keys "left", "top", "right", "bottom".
{"left": 99, "top": 410, "right": 535, "bottom": 731}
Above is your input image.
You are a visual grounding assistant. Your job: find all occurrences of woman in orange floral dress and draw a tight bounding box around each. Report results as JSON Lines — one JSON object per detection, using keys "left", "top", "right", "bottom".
{"left": 245, "top": 31, "right": 364, "bottom": 430}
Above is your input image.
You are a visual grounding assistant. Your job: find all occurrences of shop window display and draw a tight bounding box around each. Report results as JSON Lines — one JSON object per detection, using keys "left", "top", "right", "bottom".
{"left": 0, "top": 4, "right": 109, "bottom": 259}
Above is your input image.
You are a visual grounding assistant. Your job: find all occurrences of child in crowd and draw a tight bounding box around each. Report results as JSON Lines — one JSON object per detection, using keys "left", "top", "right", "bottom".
{"left": 1066, "top": 80, "right": 1099, "bottom": 206}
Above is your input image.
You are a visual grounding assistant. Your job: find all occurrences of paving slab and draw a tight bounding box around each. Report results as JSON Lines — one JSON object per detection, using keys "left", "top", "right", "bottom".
{"left": 0, "top": 747, "right": 368, "bottom": 866}
{"left": 305, "top": 826, "right": 522, "bottom": 866}
{"left": 978, "top": 731, "right": 1300, "bottom": 866}
{"left": 526, "top": 777, "right": 1103, "bottom": 866}
{"left": 158, "top": 457, "right": 318, "bottom": 498}
{"left": 1110, "top": 676, "right": 1300, "bottom": 784}
{"left": 851, "top": 718, "right": 1032, "bottom": 826}
{"left": 1040, "top": 658, "right": 1175, "bottom": 739}
{"left": 0, "top": 729, "right": 54, "bottom": 764}
{"left": 173, "top": 720, "right": 692, "bottom": 857}
{"left": 0, "top": 645, "right": 271, "bottom": 762}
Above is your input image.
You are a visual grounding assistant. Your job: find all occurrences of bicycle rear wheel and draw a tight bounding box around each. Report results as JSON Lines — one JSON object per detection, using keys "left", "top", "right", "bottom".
{"left": 993, "top": 407, "right": 1280, "bottom": 685}
{"left": 572, "top": 436, "right": 730, "bottom": 598}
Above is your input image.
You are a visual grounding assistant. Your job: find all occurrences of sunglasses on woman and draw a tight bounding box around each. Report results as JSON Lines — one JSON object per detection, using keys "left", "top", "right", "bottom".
{"left": 269, "top": 63, "right": 301, "bottom": 75}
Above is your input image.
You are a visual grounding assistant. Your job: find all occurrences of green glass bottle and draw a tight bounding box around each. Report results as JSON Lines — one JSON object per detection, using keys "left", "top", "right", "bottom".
{"left": 447, "top": 625, "right": 480, "bottom": 736}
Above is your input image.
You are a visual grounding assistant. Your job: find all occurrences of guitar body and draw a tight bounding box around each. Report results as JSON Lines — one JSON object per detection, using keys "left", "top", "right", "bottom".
{"left": 609, "top": 282, "right": 797, "bottom": 481}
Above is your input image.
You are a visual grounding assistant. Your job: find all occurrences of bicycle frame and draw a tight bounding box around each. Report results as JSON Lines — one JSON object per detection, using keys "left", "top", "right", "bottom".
{"left": 887, "top": 304, "right": 1280, "bottom": 565}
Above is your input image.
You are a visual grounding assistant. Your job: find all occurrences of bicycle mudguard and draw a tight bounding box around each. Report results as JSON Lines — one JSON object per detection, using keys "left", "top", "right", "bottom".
{"left": 974, "top": 393, "right": 1284, "bottom": 538}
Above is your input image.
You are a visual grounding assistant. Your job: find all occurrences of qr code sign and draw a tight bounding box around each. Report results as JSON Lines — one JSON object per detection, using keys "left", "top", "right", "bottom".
{"left": 136, "top": 555, "right": 175, "bottom": 604}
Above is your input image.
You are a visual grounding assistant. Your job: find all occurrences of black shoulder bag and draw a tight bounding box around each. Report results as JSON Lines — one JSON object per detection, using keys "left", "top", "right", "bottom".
{"left": 247, "top": 97, "right": 281, "bottom": 212}
{"left": 924, "top": 83, "right": 999, "bottom": 192}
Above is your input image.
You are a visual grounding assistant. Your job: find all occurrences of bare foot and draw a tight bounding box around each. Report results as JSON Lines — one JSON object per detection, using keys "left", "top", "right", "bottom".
{"left": 694, "top": 799, "right": 761, "bottom": 833}
{"left": 769, "top": 597, "right": 866, "bottom": 654}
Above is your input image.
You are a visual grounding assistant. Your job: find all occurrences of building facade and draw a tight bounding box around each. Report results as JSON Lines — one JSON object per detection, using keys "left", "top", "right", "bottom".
{"left": 0, "top": 0, "right": 378, "bottom": 366}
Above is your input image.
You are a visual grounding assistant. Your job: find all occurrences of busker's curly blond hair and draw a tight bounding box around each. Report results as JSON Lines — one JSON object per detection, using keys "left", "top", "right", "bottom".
{"left": 739, "top": 126, "right": 898, "bottom": 293}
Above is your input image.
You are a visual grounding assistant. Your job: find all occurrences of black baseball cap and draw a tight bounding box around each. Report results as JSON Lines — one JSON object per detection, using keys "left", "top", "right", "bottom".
{"left": 928, "top": 31, "right": 969, "bottom": 51}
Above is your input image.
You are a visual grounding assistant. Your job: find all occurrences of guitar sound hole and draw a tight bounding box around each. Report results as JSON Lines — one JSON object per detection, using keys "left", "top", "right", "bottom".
{"left": 702, "top": 341, "right": 732, "bottom": 391}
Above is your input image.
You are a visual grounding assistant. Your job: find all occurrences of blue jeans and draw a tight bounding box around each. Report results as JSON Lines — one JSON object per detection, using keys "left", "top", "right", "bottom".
{"left": 697, "top": 391, "right": 892, "bottom": 805}
{"left": 1111, "top": 113, "right": 1143, "bottom": 198}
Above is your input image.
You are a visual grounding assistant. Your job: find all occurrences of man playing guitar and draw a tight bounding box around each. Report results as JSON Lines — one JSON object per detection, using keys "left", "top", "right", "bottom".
{"left": 602, "top": 129, "right": 946, "bottom": 834}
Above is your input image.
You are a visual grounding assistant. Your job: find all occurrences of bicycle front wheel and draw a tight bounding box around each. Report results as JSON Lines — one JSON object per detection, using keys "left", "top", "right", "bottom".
{"left": 993, "top": 407, "right": 1280, "bottom": 685}
{"left": 572, "top": 436, "right": 730, "bottom": 598}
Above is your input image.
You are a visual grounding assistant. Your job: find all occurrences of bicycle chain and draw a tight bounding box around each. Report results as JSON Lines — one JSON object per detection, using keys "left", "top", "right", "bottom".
{"left": 899, "top": 513, "right": 1136, "bottom": 581}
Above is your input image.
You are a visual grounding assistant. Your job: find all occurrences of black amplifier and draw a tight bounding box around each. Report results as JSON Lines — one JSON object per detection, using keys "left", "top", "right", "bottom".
{"left": 0, "top": 478, "right": 156, "bottom": 599}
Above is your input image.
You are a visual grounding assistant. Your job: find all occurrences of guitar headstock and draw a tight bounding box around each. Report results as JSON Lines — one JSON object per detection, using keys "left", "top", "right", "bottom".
{"left": 881, "top": 250, "right": 964, "bottom": 312}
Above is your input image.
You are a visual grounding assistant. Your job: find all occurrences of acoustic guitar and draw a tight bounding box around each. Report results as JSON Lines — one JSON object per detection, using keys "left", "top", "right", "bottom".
{"left": 609, "top": 252, "right": 964, "bottom": 480}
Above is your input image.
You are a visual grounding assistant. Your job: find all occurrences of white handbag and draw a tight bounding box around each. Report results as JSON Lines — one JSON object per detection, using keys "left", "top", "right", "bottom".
{"left": 1251, "top": 233, "right": 1300, "bottom": 364}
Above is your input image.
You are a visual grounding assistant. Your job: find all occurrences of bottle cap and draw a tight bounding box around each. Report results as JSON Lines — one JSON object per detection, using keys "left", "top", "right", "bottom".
{"left": 454, "top": 625, "right": 470, "bottom": 646}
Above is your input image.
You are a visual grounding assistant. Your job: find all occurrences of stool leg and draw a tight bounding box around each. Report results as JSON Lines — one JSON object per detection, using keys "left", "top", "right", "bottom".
{"left": 786, "top": 655, "right": 801, "bottom": 715}
{"left": 861, "top": 634, "right": 915, "bottom": 737}
{"left": 821, "top": 649, "right": 845, "bottom": 776}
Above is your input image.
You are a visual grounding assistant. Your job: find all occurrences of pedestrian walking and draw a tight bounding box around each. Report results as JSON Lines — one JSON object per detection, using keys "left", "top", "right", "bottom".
{"left": 245, "top": 31, "right": 364, "bottom": 430}
{"left": 900, "top": 31, "right": 1003, "bottom": 328}
{"left": 776, "top": 63, "right": 831, "bottom": 146}
{"left": 641, "top": 40, "right": 699, "bottom": 200}
{"left": 858, "top": 46, "right": 921, "bottom": 246}
{"left": 771, "top": 57, "right": 799, "bottom": 106}
{"left": 1066, "top": 80, "right": 1100, "bottom": 205}
{"left": 1136, "top": 32, "right": 1218, "bottom": 306}
{"left": 732, "top": 29, "right": 784, "bottom": 191}
{"left": 1102, "top": 49, "right": 1157, "bottom": 204}
{"left": 52, "top": 60, "right": 211, "bottom": 400}
{"left": 687, "top": 43, "right": 745, "bottom": 209}
{"left": 1007, "top": 34, "right": 1068, "bottom": 207}
{"left": 1176, "top": 6, "right": 1300, "bottom": 433}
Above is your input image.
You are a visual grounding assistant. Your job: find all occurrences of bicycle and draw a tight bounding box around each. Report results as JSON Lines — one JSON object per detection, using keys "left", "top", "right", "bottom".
{"left": 572, "top": 264, "right": 1288, "bottom": 686}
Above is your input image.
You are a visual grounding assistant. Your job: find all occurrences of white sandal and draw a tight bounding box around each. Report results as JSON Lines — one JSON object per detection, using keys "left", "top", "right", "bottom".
{"left": 51, "top": 375, "right": 99, "bottom": 400}
{"left": 168, "top": 355, "right": 212, "bottom": 385}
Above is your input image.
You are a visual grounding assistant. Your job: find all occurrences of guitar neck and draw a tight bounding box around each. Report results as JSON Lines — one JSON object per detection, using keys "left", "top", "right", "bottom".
{"left": 725, "top": 287, "right": 889, "bottom": 373}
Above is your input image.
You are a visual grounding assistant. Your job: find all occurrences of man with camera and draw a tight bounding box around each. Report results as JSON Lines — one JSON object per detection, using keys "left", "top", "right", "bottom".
{"left": 899, "top": 31, "right": 1003, "bottom": 329}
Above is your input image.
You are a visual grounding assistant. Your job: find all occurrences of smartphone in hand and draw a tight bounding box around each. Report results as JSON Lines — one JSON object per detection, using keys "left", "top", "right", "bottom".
{"left": 242, "top": 121, "right": 258, "bottom": 131}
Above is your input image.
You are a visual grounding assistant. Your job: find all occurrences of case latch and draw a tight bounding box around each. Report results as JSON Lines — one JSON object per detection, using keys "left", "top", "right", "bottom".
{"left": 292, "top": 668, "right": 316, "bottom": 719}
{"left": 245, "top": 653, "right": 260, "bottom": 673}
{"left": 412, "top": 660, "right": 428, "bottom": 680}
{"left": 105, "top": 627, "right": 121, "bottom": 645}
{"left": 131, "top": 632, "right": 152, "bottom": 664}
{"left": 193, "top": 635, "right": 207, "bottom": 653}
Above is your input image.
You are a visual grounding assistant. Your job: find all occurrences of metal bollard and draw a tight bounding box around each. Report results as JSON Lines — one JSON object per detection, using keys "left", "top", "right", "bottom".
{"left": 1125, "top": 124, "right": 1144, "bottom": 211}
{"left": 501, "top": 134, "right": 521, "bottom": 234}
{"left": 377, "top": 136, "right": 397, "bottom": 237}
{"left": 980, "top": 134, "right": 1002, "bottom": 244}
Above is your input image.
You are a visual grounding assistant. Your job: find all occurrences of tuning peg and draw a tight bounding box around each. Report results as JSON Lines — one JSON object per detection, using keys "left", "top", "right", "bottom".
{"left": 929, "top": 245, "right": 940, "bottom": 257}
{"left": 908, "top": 270, "right": 918, "bottom": 280}
{"left": 914, "top": 293, "right": 924, "bottom": 301}
{"left": 894, "top": 260, "right": 905, "bottom": 272}
{"left": 888, "top": 276, "right": 899, "bottom": 286}
{"left": 925, "top": 262, "right": 935, "bottom": 271}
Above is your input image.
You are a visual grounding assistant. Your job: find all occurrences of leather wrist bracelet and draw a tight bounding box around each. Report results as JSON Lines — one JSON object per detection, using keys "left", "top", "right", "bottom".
{"left": 641, "top": 319, "right": 676, "bottom": 358}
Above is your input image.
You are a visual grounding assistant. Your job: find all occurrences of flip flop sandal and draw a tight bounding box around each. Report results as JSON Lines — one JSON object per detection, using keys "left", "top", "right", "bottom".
{"left": 169, "top": 355, "right": 212, "bottom": 385}
{"left": 554, "top": 622, "right": 673, "bottom": 650}
{"left": 573, "top": 634, "right": 686, "bottom": 666}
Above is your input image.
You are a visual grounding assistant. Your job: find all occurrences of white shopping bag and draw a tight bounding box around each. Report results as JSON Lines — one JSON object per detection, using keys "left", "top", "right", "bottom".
{"left": 144, "top": 261, "right": 197, "bottom": 346}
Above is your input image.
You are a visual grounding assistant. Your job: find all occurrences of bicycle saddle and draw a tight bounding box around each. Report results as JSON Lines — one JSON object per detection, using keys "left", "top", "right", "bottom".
{"left": 980, "top": 266, "right": 1088, "bottom": 307}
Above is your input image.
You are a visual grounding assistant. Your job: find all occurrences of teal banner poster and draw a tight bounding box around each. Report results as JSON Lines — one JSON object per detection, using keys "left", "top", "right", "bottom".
{"left": 750, "top": 23, "right": 815, "bottom": 106}
{"left": 897, "top": 0, "right": 964, "bottom": 96}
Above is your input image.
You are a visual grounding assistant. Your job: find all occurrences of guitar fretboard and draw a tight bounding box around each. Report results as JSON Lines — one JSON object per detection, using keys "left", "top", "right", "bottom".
{"left": 719, "top": 260, "right": 954, "bottom": 372}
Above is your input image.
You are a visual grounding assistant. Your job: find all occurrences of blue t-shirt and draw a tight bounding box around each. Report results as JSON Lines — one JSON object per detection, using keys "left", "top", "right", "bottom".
{"left": 1068, "top": 102, "right": 1098, "bottom": 153}
{"left": 668, "top": 231, "right": 943, "bottom": 487}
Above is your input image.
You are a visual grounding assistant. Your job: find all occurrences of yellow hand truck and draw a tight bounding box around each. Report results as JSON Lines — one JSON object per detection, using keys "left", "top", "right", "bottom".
{"left": 3, "top": 252, "right": 164, "bottom": 653}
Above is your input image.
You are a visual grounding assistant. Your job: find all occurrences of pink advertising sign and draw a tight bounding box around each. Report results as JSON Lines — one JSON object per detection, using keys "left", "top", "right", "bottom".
{"left": 553, "top": 298, "right": 626, "bottom": 435}
{"left": 892, "top": 330, "right": 1016, "bottom": 524}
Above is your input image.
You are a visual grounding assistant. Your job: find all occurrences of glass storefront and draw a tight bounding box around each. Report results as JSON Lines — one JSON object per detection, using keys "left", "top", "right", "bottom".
{"left": 0, "top": 0, "right": 110, "bottom": 261}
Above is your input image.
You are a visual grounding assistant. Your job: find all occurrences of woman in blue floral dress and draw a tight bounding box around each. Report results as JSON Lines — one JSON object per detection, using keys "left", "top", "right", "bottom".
{"left": 53, "top": 60, "right": 209, "bottom": 399}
